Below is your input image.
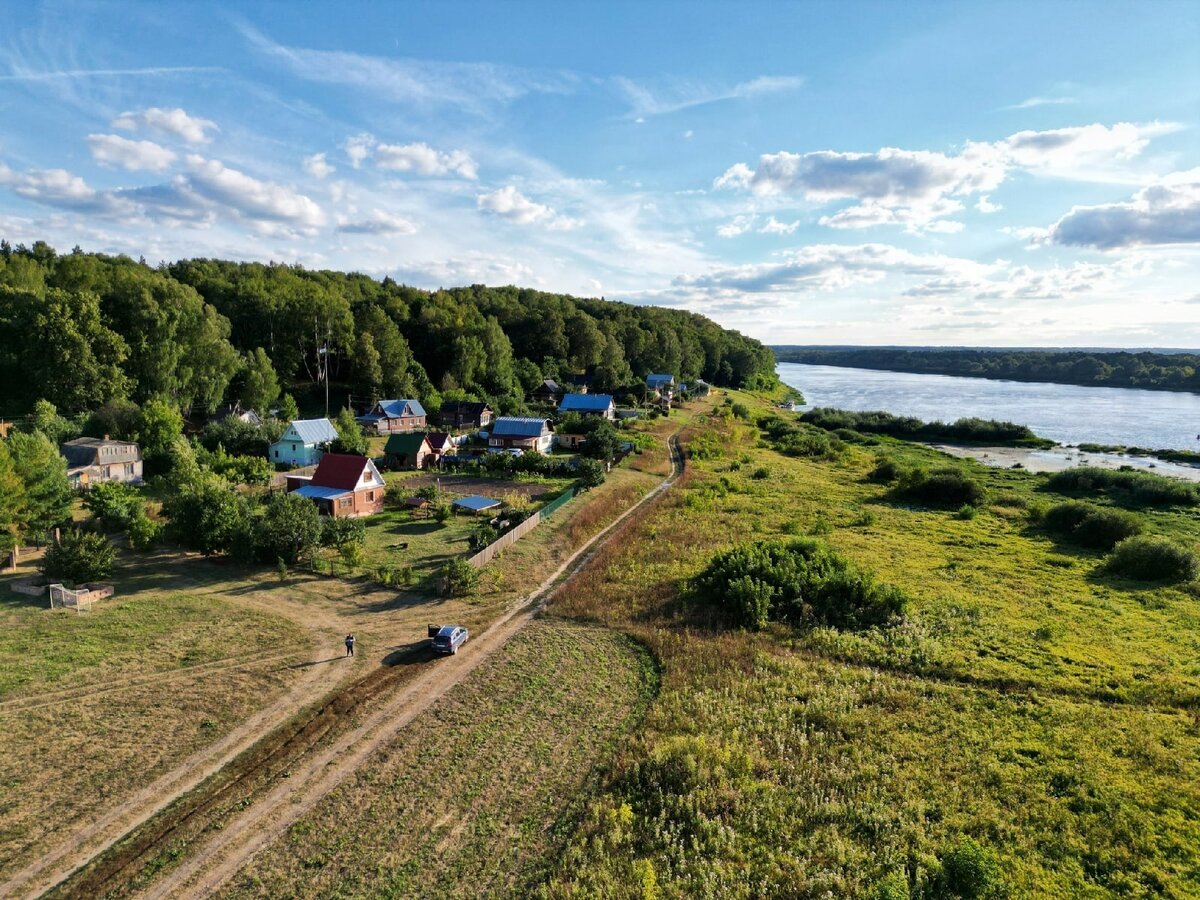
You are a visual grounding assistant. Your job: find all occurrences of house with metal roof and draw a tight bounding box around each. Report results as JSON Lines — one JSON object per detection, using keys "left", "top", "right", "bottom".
{"left": 60, "top": 437, "right": 143, "bottom": 488}
{"left": 287, "top": 453, "right": 385, "bottom": 518}
{"left": 487, "top": 417, "right": 554, "bottom": 453}
{"left": 452, "top": 495, "right": 501, "bottom": 515}
{"left": 558, "top": 393, "right": 616, "bottom": 420}
{"left": 384, "top": 432, "right": 434, "bottom": 470}
{"left": 270, "top": 418, "right": 339, "bottom": 467}
{"left": 356, "top": 399, "right": 427, "bottom": 434}
{"left": 531, "top": 379, "right": 563, "bottom": 405}
{"left": 646, "top": 373, "right": 676, "bottom": 392}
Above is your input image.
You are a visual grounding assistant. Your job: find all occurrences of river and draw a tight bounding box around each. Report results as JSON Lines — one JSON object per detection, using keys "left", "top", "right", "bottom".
{"left": 777, "top": 361, "right": 1200, "bottom": 455}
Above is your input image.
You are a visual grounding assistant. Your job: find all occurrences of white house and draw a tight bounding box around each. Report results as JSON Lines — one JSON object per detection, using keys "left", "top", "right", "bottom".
{"left": 270, "top": 418, "right": 339, "bottom": 467}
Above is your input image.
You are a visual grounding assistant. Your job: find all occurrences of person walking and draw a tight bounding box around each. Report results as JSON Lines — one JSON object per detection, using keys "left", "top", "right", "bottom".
{"left": 344, "top": 633, "right": 355, "bottom": 657}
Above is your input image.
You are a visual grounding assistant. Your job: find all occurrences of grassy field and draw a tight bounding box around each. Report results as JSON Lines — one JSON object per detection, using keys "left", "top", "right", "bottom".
{"left": 538, "top": 391, "right": 1200, "bottom": 898}
{"left": 0, "top": 557, "right": 312, "bottom": 882}
{"left": 220, "top": 619, "right": 655, "bottom": 899}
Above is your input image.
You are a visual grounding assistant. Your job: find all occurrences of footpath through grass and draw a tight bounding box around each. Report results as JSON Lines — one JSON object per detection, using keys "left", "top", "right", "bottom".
{"left": 220, "top": 619, "right": 656, "bottom": 899}
{"left": 539, "top": 390, "right": 1200, "bottom": 898}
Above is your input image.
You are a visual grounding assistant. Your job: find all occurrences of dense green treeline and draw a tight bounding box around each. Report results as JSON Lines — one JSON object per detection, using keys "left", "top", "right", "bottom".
{"left": 0, "top": 240, "right": 774, "bottom": 419}
{"left": 774, "top": 346, "right": 1200, "bottom": 393}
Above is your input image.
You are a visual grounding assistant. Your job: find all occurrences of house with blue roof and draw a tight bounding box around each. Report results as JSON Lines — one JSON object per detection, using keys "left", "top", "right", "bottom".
{"left": 270, "top": 418, "right": 339, "bottom": 467}
{"left": 558, "top": 393, "right": 616, "bottom": 420}
{"left": 488, "top": 417, "right": 554, "bottom": 453}
{"left": 356, "top": 398, "right": 427, "bottom": 434}
{"left": 646, "top": 373, "right": 676, "bottom": 393}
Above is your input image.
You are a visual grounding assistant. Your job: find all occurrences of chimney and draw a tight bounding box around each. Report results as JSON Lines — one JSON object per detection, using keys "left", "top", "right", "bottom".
{"left": 103, "top": 434, "right": 111, "bottom": 441}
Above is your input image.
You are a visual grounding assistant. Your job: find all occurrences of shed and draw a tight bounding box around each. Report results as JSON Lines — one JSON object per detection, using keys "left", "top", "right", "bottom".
{"left": 384, "top": 432, "right": 434, "bottom": 469}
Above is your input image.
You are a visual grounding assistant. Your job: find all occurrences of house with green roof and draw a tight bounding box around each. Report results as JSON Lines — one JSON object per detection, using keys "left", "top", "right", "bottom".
{"left": 384, "top": 432, "right": 434, "bottom": 469}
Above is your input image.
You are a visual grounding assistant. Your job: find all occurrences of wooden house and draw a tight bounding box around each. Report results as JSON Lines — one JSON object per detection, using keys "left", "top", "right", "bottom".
{"left": 438, "top": 401, "right": 493, "bottom": 430}
{"left": 384, "top": 432, "right": 434, "bottom": 470}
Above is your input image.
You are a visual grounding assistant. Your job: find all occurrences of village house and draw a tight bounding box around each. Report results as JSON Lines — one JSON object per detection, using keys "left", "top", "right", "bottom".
{"left": 488, "top": 417, "right": 554, "bottom": 453}
{"left": 384, "top": 432, "right": 434, "bottom": 470}
{"left": 60, "top": 437, "right": 144, "bottom": 488}
{"left": 426, "top": 431, "right": 456, "bottom": 460}
{"left": 563, "top": 373, "right": 592, "bottom": 393}
{"left": 531, "top": 379, "right": 562, "bottom": 406}
{"left": 209, "top": 402, "right": 261, "bottom": 427}
{"left": 558, "top": 392, "right": 616, "bottom": 420}
{"left": 556, "top": 431, "right": 587, "bottom": 450}
{"left": 287, "top": 453, "right": 385, "bottom": 518}
{"left": 438, "top": 401, "right": 493, "bottom": 430}
{"left": 270, "top": 418, "right": 339, "bottom": 467}
{"left": 646, "top": 373, "right": 676, "bottom": 397}
{"left": 356, "top": 399, "right": 426, "bottom": 434}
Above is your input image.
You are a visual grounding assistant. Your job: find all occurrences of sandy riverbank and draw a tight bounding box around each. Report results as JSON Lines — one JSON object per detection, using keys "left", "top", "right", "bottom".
{"left": 928, "top": 444, "right": 1200, "bottom": 483}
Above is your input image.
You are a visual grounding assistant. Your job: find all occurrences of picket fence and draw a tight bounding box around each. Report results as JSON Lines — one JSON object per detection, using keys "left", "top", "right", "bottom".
{"left": 465, "top": 486, "right": 579, "bottom": 568}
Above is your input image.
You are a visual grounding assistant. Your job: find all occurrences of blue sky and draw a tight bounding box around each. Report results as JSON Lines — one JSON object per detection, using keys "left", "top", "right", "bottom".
{"left": 2, "top": 0, "right": 1199, "bottom": 346}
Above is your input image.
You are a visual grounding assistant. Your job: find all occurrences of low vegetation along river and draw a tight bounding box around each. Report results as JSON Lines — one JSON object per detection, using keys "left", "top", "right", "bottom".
{"left": 778, "top": 362, "right": 1200, "bottom": 480}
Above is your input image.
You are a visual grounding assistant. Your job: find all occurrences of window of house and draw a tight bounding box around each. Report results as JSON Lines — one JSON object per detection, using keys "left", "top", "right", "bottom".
{"left": 338, "top": 498, "right": 351, "bottom": 509}
{"left": 362, "top": 471, "right": 371, "bottom": 482}
{"left": 366, "top": 491, "right": 374, "bottom": 502}
{"left": 274, "top": 450, "right": 279, "bottom": 458}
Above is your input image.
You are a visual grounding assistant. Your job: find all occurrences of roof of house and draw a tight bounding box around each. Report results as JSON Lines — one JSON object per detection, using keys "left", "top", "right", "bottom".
{"left": 282, "top": 418, "right": 339, "bottom": 444}
{"left": 647, "top": 373, "right": 676, "bottom": 387}
{"left": 440, "top": 400, "right": 492, "bottom": 416}
{"left": 427, "top": 431, "right": 454, "bottom": 450}
{"left": 559, "top": 393, "right": 614, "bottom": 413}
{"left": 310, "top": 453, "right": 376, "bottom": 490}
{"left": 384, "top": 432, "right": 432, "bottom": 456}
{"left": 453, "top": 495, "right": 501, "bottom": 512}
{"left": 365, "top": 398, "right": 426, "bottom": 419}
{"left": 490, "top": 417, "right": 552, "bottom": 438}
{"left": 210, "top": 403, "right": 261, "bottom": 426}
{"left": 60, "top": 437, "right": 141, "bottom": 467}
{"left": 535, "top": 379, "right": 561, "bottom": 393}
{"left": 293, "top": 484, "right": 350, "bottom": 501}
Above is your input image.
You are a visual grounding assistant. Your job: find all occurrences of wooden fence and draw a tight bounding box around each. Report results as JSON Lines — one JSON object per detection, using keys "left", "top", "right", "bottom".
{"left": 465, "top": 486, "right": 579, "bottom": 568}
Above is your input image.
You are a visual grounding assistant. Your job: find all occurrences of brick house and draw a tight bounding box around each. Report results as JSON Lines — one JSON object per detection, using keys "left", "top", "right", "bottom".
{"left": 356, "top": 399, "right": 426, "bottom": 434}
{"left": 288, "top": 453, "right": 386, "bottom": 518}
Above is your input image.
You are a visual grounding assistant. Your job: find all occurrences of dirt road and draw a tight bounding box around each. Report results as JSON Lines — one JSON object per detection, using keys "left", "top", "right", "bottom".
{"left": 40, "top": 435, "right": 684, "bottom": 899}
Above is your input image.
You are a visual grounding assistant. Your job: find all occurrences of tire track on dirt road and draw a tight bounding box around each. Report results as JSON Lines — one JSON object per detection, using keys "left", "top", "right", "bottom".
{"left": 50, "top": 434, "right": 684, "bottom": 900}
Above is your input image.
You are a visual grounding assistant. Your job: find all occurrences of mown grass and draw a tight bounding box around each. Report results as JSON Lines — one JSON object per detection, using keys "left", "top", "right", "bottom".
{"left": 220, "top": 619, "right": 656, "bottom": 899}
{"left": 540, "top": 391, "right": 1200, "bottom": 898}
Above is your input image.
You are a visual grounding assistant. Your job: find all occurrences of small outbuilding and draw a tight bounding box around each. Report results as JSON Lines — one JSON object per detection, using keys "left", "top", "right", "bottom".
{"left": 531, "top": 379, "right": 562, "bottom": 406}
{"left": 452, "top": 495, "right": 501, "bottom": 516}
{"left": 384, "top": 432, "right": 434, "bottom": 470}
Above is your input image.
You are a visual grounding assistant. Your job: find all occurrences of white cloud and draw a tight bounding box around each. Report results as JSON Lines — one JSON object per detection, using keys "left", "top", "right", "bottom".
{"left": 1050, "top": 170, "right": 1200, "bottom": 249}
{"left": 375, "top": 142, "right": 477, "bottom": 179}
{"left": 976, "top": 195, "right": 1002, "bottom": 213}
{"left": 336, "top": 209, "right": 418, "bottom": 235}
{"left": 1005, "top": 95, "right": 1076, "bottom": 110}
{"left": 86, "top": 133, "right": 176, "bottom": 172}
{"left": 475, "top": 184, "right": 579, "bottom": 229}
{"left": 717, "top": 214, "right": 755, "bottom": 237}
{"left": 111, "top": 107, "right": 217, "bottom": 144}
{"left": 343, "top": 133, "right": 376, "bottom": 168}
{"left": 184, "top": 155, "right": 325, "bottom": 228}
{"left": 683, "top": 129, "right": 694, "bottom": 140}
{"left": 615, "top": 73, "right": 803, "bottom": 118}
{"left": 303, "top": 152, "right": 334, "bottom": 178}
{"left": 716, "top": 122, "right": 1180, "bottom": 232}
{"left": 0, "top": 163, "right": 131, "bottom": 215}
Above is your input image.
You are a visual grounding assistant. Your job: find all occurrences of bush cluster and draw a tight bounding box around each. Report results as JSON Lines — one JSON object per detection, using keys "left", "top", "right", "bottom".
{"left": 800, "top": 407, "right": 1050, "bottom": 447}
{"left": 41, "top": 529, "right": 117, "bottom": 585}
{"left": 892, "top": 466, "right": 986, "bottom": 507}
{"left": 1045, "top": 466, "right": 1198, "bottom": 507}
{"left": 1106, "top": 535, "right": 1199, "bottom": 582}
{"left": 1041, "top": 500, "right": 1142, "bottom": 550}
{"left": 692, "top": 538, "right": 907, "bottom": 631}
{"left": 758, "top": 416, "right": 845, "bottom": 459}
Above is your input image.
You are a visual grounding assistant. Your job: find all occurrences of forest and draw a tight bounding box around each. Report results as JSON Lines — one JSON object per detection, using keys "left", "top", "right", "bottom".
{"left": 0, "top": 240, "right": 775, "bottom": 422}
{"left": 773, "top": 346, "right": 1200, "bottom": 393}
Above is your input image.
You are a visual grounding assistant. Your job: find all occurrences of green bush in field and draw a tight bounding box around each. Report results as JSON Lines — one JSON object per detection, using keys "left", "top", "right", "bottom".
{"left": 1106, "top": 536, "right": 1199, "bottom": 582}
{"left": 925, "top": 836, "right": 1003, "bottom": 899}
{"left": 83, "top": 481, "right": 142, "bottom": 530}
{"left": 321, "top": 517, "right": 366, "bottom": 551}
{"left": 893, "top": 466, "right": 986, "bottom": 507}
{"left": 125, "top": 506, "right": 160, "bottom": 551}
{"left": 868, "top": 455, "right": 902, "bottom": 484}
{"left": 440, "top": 558, "right": 480, "bottom": 596}
{"left": 1042, "top": 500, "right": 1142, "bottom": 550}
{"left": 1045, "top": 466, "right": 1197, "bottom": 508}
{"left": 693, "top": 538, "right": 907, "bottom": 631}
{"left": 41, "top": 529, "right": 116, "bottom": 585}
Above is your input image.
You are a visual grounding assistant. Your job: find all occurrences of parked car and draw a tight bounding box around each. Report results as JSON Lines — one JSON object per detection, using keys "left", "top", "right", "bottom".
{"left": 428, "top": 624, "right": 469, "bottom": 655}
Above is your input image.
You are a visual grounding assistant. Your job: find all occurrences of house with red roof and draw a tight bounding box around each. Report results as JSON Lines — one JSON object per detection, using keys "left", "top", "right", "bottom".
{"left": 286, "top": 453, "right": 385, "bottom": 518}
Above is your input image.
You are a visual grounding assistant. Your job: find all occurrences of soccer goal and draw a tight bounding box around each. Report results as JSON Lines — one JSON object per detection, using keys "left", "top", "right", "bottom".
{"left": 48, "top": 583, "right": 94, "bottom": 613}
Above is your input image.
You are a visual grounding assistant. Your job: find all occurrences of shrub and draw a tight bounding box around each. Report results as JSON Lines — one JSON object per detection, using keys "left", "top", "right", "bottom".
{"left": 469, "top": 523, "right": 500, "bottom": 551}
{"left": 161, "top": 471, "right": 251, "bottom": 556}
{"left": 576, "top": 458, "right": 606, "bottom": 489}
{"left": 1042, "top": 500, "right": 1142, "bottom": 550}
{"left": 125, "top": 506, "right": 160, "bottom": 551}
{"left": 1106, "top": 536, "right": 1199, "bottom": 582}
{"left": 322, "top": 517, "right": 366, "bottom": 551}
{"left": 925, "top": 836, "right": 1003, "bottom": 899}
{"left": 956, "top": 503, "right": 978, "bottom": 520}
{"left": 750, "top": 466, "right": 770, "bottom": 480}
{"left": 1045, "top": 466, "right": 1197, "bottom": 508}
{"left": 893, "top": 467, "right": 986, "bottom": 507}
{"left": 693, "top": 538, "right": 907, "bottom": 631}
{"left": 83, "top": 481, "right": 142, "bottom": 530}
{"left": 41, "top": 529, "right": 116, "bottom": 585}
{"left": 440, "top": 558, "right": 480, "bottom": 596}
{"left": 731, "top": 402, "right": 751, "bottom": 420}
{"left": 868, "top": 456, "right": 902, "bottom": 484}
{"left": 254, "top": 492, "right": 323, "bottom": 564}
{"left": 801, "top": 407, "right": 1049, "bottom": 447}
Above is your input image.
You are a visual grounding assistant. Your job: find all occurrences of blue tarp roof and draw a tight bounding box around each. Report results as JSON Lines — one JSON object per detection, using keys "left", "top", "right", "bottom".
{"left": 490, "top": 416, "right": 550, "bottom": 437}
{"left": 559, "top": 393, "right": 614, "bottom": 412}
{"left": 452, "top": 495, "right": 501, "bottom": 512}
{"left": 293, "top": 484, "right": 350, "bottom": 501}
{"left": 284, "top": 418, "right": 339, "bottom": 444}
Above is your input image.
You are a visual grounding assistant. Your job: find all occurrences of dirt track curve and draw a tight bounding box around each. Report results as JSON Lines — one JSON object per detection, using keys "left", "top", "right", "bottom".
{"left": 37, "top": 434, "right": 684, "bottom": 900}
